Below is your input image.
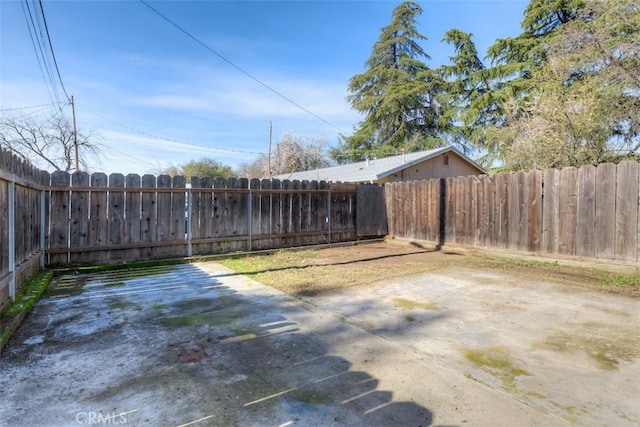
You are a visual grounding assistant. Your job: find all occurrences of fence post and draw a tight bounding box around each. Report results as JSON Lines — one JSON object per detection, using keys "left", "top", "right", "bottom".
{"left": 8, "top": 180, "right": 15, "bottom": 301}
{"left": 186, "top": 183, "right": 193, "bottom": 257}
{"left": 247, "top": 182, "right": 253, "bottom": 252}
{"left": 40, "top": 189, "right": 45, "bottom": 268}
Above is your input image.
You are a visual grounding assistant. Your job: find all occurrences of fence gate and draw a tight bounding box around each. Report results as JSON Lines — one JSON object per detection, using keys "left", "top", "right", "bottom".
{"left": 356, "top": 184, "right": 388, "bottom": 238}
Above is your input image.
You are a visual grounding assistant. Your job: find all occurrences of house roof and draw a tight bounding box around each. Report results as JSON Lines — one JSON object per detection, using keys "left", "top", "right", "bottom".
{"left": 275, "top": 146, "right": 485, "bottom": 183}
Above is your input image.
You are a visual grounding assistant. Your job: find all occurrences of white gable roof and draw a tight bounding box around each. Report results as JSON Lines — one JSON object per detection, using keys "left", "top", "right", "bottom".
{"left": 275, "top": 146, "right": 484, "bottom": 183}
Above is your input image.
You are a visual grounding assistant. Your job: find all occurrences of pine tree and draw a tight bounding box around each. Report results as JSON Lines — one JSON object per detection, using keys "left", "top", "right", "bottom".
{"left": 330, "top": 2, "right": 444, "bottom": 164}
{"left": 437, "top": 29, "right": 487, "bottom": 155}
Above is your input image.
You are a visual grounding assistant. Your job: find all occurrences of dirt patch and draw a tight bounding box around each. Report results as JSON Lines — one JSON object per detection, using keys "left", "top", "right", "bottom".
{"left": 219, "top": 241, "right": 640, "bottom": 298}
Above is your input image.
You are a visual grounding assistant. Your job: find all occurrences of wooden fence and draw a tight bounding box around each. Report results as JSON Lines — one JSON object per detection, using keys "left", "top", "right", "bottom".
{"left": 385, "top": 161, "right": 640, "bottom": 262}
{"left": 0, "top": 148, "right": 49, "bottom": 311}
{"left": 45, "top": 173, "right": 371, "bottom": 265}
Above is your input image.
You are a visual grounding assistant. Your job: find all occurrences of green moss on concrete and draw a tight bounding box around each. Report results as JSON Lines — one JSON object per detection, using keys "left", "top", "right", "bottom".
{"left": 464, "top": 347, "right": 530, "bottom": 392}
{"left": 0, "top": 270, "right": 54, "bottom": 350}
{"left": 392, "top": 297, "right": 438, "bottom": 310}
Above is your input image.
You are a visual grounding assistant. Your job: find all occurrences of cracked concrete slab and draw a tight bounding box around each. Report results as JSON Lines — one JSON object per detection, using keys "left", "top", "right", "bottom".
{"left": 1, "top": 260, "right": 632, "bottom": 426}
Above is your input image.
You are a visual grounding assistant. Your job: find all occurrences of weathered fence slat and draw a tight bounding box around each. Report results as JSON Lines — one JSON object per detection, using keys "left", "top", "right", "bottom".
{"left": 615, "top": 161, "right": 639, "bottom": 261}
{"left": 576, "top": 165, "right": 596, "bottom": 257}
{"left": 49, "top": 171, "right": 70, "bottom": 266}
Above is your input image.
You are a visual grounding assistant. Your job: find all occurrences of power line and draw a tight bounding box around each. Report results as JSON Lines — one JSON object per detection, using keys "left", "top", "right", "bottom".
{"left": 138, "top": 0, "right": 346, "bottom": 135}
{"left": 84, "top": 108, "right": 262, "bottom": 157}
{"left": 0, "top": 102, "right": 66, "bottom": 112}
{"left": 21, "top": 0, "right": 59, "bottom": 107}
{"left": 37, "top": 0, "right": 70, "bottom": 101}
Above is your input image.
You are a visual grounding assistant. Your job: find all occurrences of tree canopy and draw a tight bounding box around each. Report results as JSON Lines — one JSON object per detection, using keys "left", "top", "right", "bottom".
{"left": 164, "top": 157, "right": 234, "bottom": 180}
{"left": 489, "top": 0, "right": 640, "bottom": 169}
{"left": 338, "top": 0, "right": 638, "bottom": 170}
{"left": 330, "top": 2, "right": 445, "bottom": 164}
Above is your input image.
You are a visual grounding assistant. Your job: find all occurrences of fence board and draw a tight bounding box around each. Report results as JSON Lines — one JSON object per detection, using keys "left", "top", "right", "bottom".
{"left": 0, "top": 173, "right": 7, "bottom": 286}
{"left": 86, "top": 173, "right": 108, "bottom": 263}
{"left": 558, "top": 167, "right": 578, "bottom": 255}
{"left": 140, "top": 174, "right": 156, "bottom": 259}
{"left": 170, "top": 175, "right": 186, "bottom": 257}
{"left": 595, "top": 163, "right": 616, "bottom": 259}
{"left": 445, "top": 178, "right": 455, "bottom": 244}
{"left": 454, "top": 178, "right": 464, "bottom": 244}
{"left": 49, "top": 171, "right": 70, "bottom": 266}
{"left": 527, "top": 170, "right": 542, "bottom": 252}
{"left": 357, "top": 185, "right": 387, "bottom": 238}
{"left": 154, "top": 175, "right": 172, "bottom": 258}
{"left": 69, "top": 172, "right": 90, "bottom": 264}
{"left": 542, "top": 169, "right": 560, "bottom": 253}
{"left": 615, "top": 161, "right": 639, "bottom": 261}
{"left": 124, "top": 174, "right": 142, "bottom": 261}
{"left": 576, "top": 165, "right": 596, "bottom": 257}
{"left": 108, "top": 173, "right": 125, "bottom": 261}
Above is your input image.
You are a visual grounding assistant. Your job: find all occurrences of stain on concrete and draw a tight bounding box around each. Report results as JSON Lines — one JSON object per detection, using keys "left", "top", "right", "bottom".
{"left": 392, "top": 297, "right": 438, "bottom": 310}
{"left": 539, "top": 322, "right": 640, "bottom": 370}
{"left": 463, "top": 346, "right": 530, "bottom": 392}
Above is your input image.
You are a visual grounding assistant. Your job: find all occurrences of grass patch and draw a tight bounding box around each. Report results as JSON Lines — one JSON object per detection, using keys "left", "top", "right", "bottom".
{"left": 539, "top": 322, "right": 640, "bottom": 370}
{"left": 464, "top": 346, "right": 530, "bottom": 392}
{"left": 393, "top": 297, "right": 438, "bottom": 310}
{"left": 1, "top": 270, "right": 55, "bottom": 349}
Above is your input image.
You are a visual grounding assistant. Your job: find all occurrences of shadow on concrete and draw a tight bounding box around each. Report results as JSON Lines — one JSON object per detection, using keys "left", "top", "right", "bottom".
{"left": 0, "top": 263, "right": 434, "bottom": 426}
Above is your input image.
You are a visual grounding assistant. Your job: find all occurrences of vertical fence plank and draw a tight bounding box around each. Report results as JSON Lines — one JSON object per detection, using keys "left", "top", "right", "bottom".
{"left": 250, "top": 178, "right": 262, "bottom": 250}
{"left": 69, "top": 172, "right": 90, "bottom": 264}
{"left": 200, "top": 177, "right": 214, "bottom": 255}
{"left": 258, "top": 179, "right": 272, "bottom": 250}
{"left": 154, "top": 174, "right": 172, "bottom": 258}
{"left": 542, "top": 168, "right": 560, "bottom": 254}
{"left": 445, "top": 178, "right": 455, "bottom": 244}
{"left": 190, "top": 176, "right": 202, "bottom": 254}
{"left": 0, "top": 166, "right": 8, "bottom": 294}
{"left": 558, "top": 167, "right": 578, "bottom": 255}
{"left": 527, "top": 170, "right": 542, "bottom": 252}
{"left": 49, "top": 171, "right": 70, "bottom": 266}
{"left": 170, "top": 175, "right": 187, "bottom": 257}
{"left": 576, "top": 165, "right": 596, "bottom": 257}
{"left": 477, "top": 175, "right": 487, "bottom": 246}
{"left": 125, "top": 174, "right": 142, "bottom": 261}
{"left": 232, "top": 178, "right": 247, "bottom": 251}
{"left": 454, "top": 178, "right": 464, "bottom": 244}
{"left": 108, "top": 173, "right": 125, "bottom": 261}
{"left": 615, "top": 161, "right": 639, "bottom": 261}
{"left": 140, "top": 174, "right": 156, "bottom": 259}
{"left": 86, "top": 173, "right": 108, "bottom": 263}
{"left": 308, "top": 180, "right": 321, "bottom": 245}
{"left": 291, "top": 180, "right": 301, "bottom": 246}
{"left": 595, "top": 163, "right": 616, "bottom": 259}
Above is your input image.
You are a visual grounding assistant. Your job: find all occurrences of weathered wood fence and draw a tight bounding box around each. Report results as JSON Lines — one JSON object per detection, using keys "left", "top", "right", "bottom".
{"left": 0, "top": 149, "right": 48, "bottom": 311}
{"left": 45, "top": 173, "right": 382, "bottom": 266}
{"left": 385, "top": 161, "right": 640, "bottom": 262}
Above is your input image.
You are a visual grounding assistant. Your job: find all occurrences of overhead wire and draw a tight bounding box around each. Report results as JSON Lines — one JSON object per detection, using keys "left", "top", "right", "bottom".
{"left": 0, "top": 102, "right": 66, "bottom": 112}
{"left": 20, "top": 0, "right": 59, "bottom": 107}
{"left": 83, "top": 108, "right": 262, "bottom": 157}
{"left": 37, "top": 0, "right": 70, "bottom": 101}
{"left": 138, "top": 0, "right": 346, "bottom": 135}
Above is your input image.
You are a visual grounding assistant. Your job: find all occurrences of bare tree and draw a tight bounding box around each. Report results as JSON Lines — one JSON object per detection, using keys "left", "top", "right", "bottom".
{"left": 0, "top": 112, "right": 100, "bottom": 171}
{"left": 236, "top": 132, "right": 331, "bottom": 179}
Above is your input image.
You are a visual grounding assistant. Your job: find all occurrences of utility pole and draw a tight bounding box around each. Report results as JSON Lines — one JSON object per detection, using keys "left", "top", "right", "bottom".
{"left": 268, "top": 120, "right": 272, "bottom": 178}
{"left": 70, "top": 95, "right": 79, "bottom": 171}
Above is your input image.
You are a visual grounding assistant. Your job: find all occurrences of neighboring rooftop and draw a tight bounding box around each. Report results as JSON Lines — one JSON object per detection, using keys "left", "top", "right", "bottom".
{"left": 275, "top": 146, "right": 485, "bottom": 183}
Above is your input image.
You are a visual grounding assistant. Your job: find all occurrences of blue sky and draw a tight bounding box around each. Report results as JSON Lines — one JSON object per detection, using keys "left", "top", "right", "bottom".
{"left": 1, "top": 0, "right": 527, "bottom": 174}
